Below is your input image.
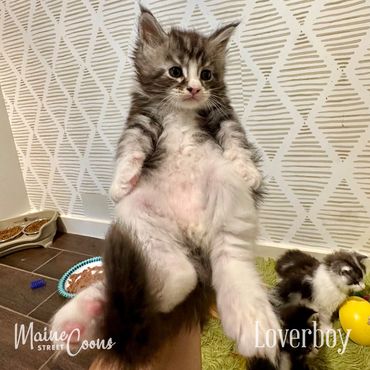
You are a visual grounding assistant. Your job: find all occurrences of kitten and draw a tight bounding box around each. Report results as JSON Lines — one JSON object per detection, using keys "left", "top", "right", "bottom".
{"left": 275, "top": 249, "right": 367, "bottom": 331}
{"left": 50, "top": 6, "right": 280, "bottom": 368}
{"left": 249, "top": 304, "right": 318, "bottom": 370}
{"left": 249, "top": 249, "right": 367, "bottom": 370}
{"left": 277, "top": 304, "right": 318, "bottom": 370}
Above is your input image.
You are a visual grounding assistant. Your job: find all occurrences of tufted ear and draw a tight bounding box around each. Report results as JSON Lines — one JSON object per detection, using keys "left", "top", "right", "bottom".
{"left": 353, "top": 252, "right": 369, "bottom": 274}
{"left": 138, "top": 6, "right": 167, "bottom": 46}
{"left": 209, "top": 22, "right": 239, "bottom": 52}
{"left": 353, "top": 251, "right": 368, "bottom": 263}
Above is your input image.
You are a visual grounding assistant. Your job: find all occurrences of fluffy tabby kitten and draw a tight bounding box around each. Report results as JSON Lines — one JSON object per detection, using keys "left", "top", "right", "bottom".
{"left": 51, "top": 6, "right": 280, "bottom": 368}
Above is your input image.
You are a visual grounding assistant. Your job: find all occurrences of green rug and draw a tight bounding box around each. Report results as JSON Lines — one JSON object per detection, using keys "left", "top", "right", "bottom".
{"left": 201, "top": 257, "right": 370, "bottom": 370}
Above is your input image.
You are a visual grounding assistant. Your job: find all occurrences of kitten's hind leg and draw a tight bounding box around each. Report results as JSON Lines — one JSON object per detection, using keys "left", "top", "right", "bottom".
{"left": 145, "top": 234, "right": 198, "bottom": 313}
{"left": 211, "top": 240, "right": 280, "bottom": 364}
{"left": 209, "top": 183, "right": 280, "bottom": 364}
{"left": 50, "top": 282, "right": 105, "bottom": 346}
{"left": 117, "top": 200, "right": 198, "bottom": 313}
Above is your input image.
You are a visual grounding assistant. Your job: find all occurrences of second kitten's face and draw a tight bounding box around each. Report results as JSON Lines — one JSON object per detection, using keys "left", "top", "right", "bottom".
{"left": 134, "top": 8, "right": 237, "bottom": 111}
{"left": 325, "top": 251, "right": 367, "bottom": 292}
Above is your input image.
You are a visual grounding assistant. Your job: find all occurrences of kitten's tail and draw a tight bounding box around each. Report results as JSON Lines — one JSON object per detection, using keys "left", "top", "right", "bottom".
{"left": 101, "top": 222, "right": 160, "bottom": 366}
{"left": 100, "top": 222, "right": 212, "bottom": 368}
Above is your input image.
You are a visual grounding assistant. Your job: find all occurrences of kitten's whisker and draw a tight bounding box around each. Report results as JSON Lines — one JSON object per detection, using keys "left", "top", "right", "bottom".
{"left": 158, "top": 95, "right": 174, "bottom": 113}
{"left": 208, "top": 97, "right": 228, "bottom": 118}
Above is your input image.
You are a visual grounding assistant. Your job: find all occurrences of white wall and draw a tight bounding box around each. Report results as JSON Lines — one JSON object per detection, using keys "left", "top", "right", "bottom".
{"left": 0, "top": 89, "right": 29, "bottom": 219}
{"left": 0, "top": 0, "right": 369, "bottom": 253}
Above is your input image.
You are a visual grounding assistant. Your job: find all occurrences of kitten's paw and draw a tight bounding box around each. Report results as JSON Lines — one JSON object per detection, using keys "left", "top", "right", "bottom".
{"left": 50, "top": 286, "right": 104, "bottom": 347}
{"left": 224, "top": 150, "right": 262, "bottom": 190}
{"left": 218, "top": 294, "right": 280, "bottom": 364}
{"left": 320, "top": 322, "right": 333, "bottom": 334}
{"left": 110, "top": 175, "right": 139, "bottom": 203}
{"left": 156, "top": 261, "right": 197, "bottom": 313}
{"left": 109, "top": 153, "right": 144, "bottom": 203}
{"left": 234, "top": 160, "right": 262, "bottom": 190}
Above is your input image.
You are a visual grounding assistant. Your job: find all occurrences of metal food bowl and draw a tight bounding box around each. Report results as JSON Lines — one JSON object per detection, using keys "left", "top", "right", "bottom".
{"left": 23, "top": 218, "right": 50, "bottom": 235}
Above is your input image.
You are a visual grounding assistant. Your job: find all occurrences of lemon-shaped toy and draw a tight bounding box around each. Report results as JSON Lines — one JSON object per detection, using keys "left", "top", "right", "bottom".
{"left": 339, "top": 296, "right": 370, "bottom": 346}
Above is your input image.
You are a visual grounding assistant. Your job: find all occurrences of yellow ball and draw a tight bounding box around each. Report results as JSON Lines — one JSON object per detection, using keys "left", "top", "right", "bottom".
{"left": 339, "top": 296, "right": 370, "bottom": 346}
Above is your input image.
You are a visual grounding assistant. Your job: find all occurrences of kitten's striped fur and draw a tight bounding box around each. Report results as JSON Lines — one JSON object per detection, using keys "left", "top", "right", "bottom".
{"left": 51, "top": 7, "right": 278, "bottom": 368}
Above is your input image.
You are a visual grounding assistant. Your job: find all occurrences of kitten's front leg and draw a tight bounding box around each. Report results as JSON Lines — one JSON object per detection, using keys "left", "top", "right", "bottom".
{"left": 217, "top": 120, "right": 262, "bottom": 190}
{"left": 223, "top": 148, "right": 262, "bottom": 190}
{"left": 110, "top": 114, "right": 161, "bottom": 203}
{"left": 110, "top": 151, "right": 145, "bottom": 203}
{"left": 318, "top": 312, "right": 333, "bottom": 333}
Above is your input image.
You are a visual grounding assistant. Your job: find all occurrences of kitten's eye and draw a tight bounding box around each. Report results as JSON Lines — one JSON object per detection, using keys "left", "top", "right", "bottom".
{"left": 169, "top": 66, "right": 183, "bottom": 78}
{"left": 200, "top": 69, "right": 212, "bottom": 81}
{"left": 341, "top": 266, "right": 352, "bottom": 275}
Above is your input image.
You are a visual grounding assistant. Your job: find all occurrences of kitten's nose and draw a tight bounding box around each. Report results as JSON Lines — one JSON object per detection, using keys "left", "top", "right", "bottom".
{"left": 187, "top": 86, "right": 201, "bottom": 95}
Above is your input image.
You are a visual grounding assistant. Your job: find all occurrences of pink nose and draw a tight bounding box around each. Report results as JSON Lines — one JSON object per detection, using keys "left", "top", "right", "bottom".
{"left": 187, "top": 86, "right": 201, "bottom": 95}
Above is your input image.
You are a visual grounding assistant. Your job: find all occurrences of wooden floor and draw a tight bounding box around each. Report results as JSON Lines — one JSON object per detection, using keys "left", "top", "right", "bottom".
{"left": 0, "top": 232, "right": 105, "bottom": 370}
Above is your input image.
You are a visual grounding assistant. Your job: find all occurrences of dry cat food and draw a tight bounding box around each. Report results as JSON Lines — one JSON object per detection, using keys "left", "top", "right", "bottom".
{"left": 66, "top": 265, "right": 104, "bottom": 294}
{"left": 0, "top": 225, "right": 23, "bottom": 242}
{"left": 24, "top": 219, "right": 49, "bottom": 235}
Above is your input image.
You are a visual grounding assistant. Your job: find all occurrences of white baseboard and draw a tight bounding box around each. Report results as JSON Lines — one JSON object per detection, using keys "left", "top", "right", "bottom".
{"left": 58, "top": 215, "right": 111, "bottom": 239}
{"left": 57, "top": 215, "right": 339, "bottom": 260}
{"left": 256, "top": 241, "right": 334, "bottom": 261}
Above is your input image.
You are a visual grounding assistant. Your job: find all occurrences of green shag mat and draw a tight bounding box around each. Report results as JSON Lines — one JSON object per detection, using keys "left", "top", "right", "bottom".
{"left": 200, "top": 257, "right": 370, "bottom": 370}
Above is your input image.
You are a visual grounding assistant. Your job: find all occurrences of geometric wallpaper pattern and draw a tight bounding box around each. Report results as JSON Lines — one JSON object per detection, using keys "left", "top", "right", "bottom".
{"left": 0, "top": 0, "right": 369, "bottom": 253}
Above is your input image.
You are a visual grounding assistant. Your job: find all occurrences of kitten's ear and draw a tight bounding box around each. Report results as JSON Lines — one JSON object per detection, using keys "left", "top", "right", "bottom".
{"left": 353, "top": 252, "right": 368, "bottom": 262}
{"left": 209, "top": 22, "right": 239, "bottom": 52}
{"left": 138, "top": 6, "right": 167, "bottom": 46}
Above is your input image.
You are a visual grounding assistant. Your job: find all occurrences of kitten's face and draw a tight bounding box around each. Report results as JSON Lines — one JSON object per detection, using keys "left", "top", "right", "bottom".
{"left": 134, "top": 8, "right": 237, "bottom": 111}
{"left": 161, "top": 44, "right": 212, "bottom": 110}
{"left": 325, "top": 251, "right": 367, "bottom": 292}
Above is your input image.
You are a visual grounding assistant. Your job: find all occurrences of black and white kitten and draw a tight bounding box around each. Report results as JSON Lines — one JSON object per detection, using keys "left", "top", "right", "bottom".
{"left": 50, "top": 7, "right": 280, "bottom": 368}
{"left": 249, "top": 304, "right": 318, "bottom": 370}
{"left": 250, "top": 250, "right": 367, "bottom": 370}
{"left": 277, "top": 304, "right": 318, "bottom": 370}
{"left": 276, "top": 250, "right": 367, "bottom": 331}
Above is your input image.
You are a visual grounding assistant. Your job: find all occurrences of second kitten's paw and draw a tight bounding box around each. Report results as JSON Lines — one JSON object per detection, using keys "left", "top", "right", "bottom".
{"left": 320, "top": 322, "right": 333, "bottom": 334}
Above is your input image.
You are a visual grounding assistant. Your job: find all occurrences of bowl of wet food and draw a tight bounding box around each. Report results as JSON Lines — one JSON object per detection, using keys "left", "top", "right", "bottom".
{"left": 58, "top": 256, "right": 104, "bottom": 298}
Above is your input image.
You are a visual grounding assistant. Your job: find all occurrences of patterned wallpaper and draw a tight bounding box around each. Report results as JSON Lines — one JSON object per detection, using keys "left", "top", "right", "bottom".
{"left": 0, "top": 0, "right": 370, "bottom": 253}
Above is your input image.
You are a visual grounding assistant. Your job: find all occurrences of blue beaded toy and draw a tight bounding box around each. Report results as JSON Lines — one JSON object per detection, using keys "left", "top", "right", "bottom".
{"left": 30, "top": 278, "right": 46, "bottom": 289}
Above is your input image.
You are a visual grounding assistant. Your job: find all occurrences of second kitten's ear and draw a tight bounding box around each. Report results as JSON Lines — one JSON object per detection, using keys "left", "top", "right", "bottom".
{"left": 209, "top": 22, "right": 239, "bottom": 51}
{"left": 353, "top": 251, "right": 368, "bottom": 264}
{"left": 138, "top": 7, "right": 167, "bottom": 46}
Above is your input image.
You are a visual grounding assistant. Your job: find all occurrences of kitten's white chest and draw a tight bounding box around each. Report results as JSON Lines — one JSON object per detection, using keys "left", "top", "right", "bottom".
{"left": 162, "top": 111, "right": 200, "bottom": 154}
{"left": 312, "top": 265, "right": 347, "bottom": 318}
{"left": 148, "top": 111, "right": 222, "bottom": 231}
